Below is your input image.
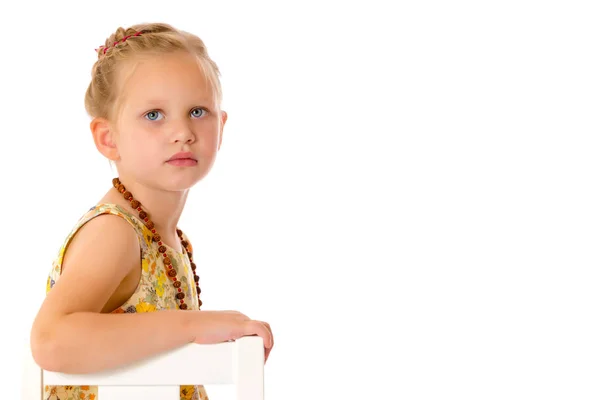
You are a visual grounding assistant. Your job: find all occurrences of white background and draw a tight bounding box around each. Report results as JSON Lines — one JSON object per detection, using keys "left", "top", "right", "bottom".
{"left": 2, "top": 0, "right": 600, "bottom": 399}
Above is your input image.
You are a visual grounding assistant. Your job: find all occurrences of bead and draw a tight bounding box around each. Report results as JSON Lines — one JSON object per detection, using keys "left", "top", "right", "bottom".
{"left": 164, "top": 257, "right": 171, "bottom": 265}
{"left": 191, "top": 262, "right": 196, "bottom": 271}
{"left": 198, "top": 300, "right": 203, "bottom": 307}
{"left": 112, "top": 178, "right": 119, "bottom": 186}
{"left": 179, "top": 303, "right": 188, "bottom": 310}
{"left": 146, "top": 221, "right": 154, "bottom": 229}
{"left": 118, "top": 184, "right": 124, "bottom": 192}
{"left": 173, "top": 281, "right": 181, "bottom": 288}
{"left": 176, "top": 292, "right": 185, "bottom": 300}
{"left": 139, "top": 211, "right": 147, "bottom": 219}
{"left": 178, "top": 288, "right": 182, "bottom": 292}
{"left": 181, "top": 240, "right": 188, "bottom": 249}
{"left": 123, "top": 191, "right": 132, "bottom": 200}
{"left": 153, "top": 234, "right": 161, "bottom": 242}
{"left": 152, "top": 229, "right": 156, "bottom": 233}
{"left": 196, "top": 287, "right": 201, "bottom": 294}
{"left": 194, "top": 275, "right": 200, "bottom": 283}
{"left": 168, "top": 269, "right": 177, "bottom": 277}
{"left": 158, "top": 245, "right": 166, "bottom": 253}
{"left": 131, "top": 200, "right": 140, "bottom": 209}
{"left": 176, "top": 229, "right": 183, "bottom": 237}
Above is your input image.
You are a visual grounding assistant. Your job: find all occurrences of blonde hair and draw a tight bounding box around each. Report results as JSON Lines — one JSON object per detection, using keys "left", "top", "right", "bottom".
{"left": 84, "top": 22, "right": 222, "bottom": 122}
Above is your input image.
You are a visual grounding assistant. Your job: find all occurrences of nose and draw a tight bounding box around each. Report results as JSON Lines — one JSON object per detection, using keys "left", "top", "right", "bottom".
{"left": 171, "top": 119, "right": 196, "bottom": 144}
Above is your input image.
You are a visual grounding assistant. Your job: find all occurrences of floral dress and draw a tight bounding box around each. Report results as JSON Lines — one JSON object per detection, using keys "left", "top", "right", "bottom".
{"left": 44, "top": 203, "right": 207, "bottom": 400}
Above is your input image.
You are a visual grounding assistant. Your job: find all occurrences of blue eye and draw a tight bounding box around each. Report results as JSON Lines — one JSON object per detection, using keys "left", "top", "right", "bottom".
{"left": 145, "top": 110, "right": 163, "bottom": 121}
{"left": 191, "top": 108, "right": 206, "bottom": 118}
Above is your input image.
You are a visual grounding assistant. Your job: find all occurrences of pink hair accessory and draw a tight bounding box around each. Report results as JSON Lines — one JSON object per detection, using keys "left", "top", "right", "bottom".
{"left": 95, "top": 31, "right": 143, "bottom": 54}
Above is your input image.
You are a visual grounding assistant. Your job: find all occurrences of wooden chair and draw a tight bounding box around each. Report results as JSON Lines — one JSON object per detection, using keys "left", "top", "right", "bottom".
{"left": 21, "top": 336, "right": 264, "bottom": 400}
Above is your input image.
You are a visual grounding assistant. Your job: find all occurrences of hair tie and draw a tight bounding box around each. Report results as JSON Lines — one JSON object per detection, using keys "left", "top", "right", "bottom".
{"left": 95, "top": 31, "right": 144, "bottom": 55}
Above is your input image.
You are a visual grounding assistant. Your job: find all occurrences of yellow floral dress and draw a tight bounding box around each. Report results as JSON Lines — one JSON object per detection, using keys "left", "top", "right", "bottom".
{"left": 44, "top": 203, "right": 208, "bottom": 400}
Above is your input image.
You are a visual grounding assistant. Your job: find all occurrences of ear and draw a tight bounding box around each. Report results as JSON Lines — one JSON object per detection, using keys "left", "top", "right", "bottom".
{"left": 218, "top": 110, "right": 228, "bottom": 151}
{"left": 90, "top": 117, "right": 120, "bottom": 161}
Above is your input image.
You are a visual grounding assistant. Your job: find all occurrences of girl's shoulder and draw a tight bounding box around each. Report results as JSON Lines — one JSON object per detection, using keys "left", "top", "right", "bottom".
{"left": 47, "top": 203, "right": 153, "bottom": 287}
{"left": 84, "top": 203, "right": 144, "bottom": 228}
{"left": 81, "top": 202, "right": 154, "bottom": 242}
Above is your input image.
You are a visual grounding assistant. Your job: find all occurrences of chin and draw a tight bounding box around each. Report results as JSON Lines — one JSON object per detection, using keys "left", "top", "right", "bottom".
{"left": 162, "top": 169, "right": 210, "bottom": 192}
{"left": 125, "top": 163, "right": 212, "bottom": 192}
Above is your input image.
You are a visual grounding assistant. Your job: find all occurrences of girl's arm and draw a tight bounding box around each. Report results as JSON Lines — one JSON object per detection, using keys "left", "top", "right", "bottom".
{"left": 30, "top": 214, "right": 197, "bottom": 373}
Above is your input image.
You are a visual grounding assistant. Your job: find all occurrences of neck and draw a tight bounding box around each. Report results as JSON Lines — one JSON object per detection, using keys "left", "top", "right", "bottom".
{"left": 103, "top": 175, "right": 189, "bottom": 239}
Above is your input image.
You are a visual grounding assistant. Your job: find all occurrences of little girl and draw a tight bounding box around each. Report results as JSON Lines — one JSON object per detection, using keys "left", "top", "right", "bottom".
{"left": 30, "top": 22, "right": 273, "bottom": 400}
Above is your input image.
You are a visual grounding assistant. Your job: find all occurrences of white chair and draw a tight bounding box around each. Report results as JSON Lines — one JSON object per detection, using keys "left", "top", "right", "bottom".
{"left": 21, "top": 336, "right": 264, "bottom": 400}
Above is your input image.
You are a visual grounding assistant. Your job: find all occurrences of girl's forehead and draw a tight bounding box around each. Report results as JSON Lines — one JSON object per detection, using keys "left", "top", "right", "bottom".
{"left": 123, "top": 52, "right": 207, "bottom": 85}
{"left": 117, "top": 53, "right": 214, "bottom": 105}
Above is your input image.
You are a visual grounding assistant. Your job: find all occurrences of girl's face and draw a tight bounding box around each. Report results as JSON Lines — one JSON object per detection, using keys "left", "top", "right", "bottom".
{"left": 112, "top": 51, "right": 226, "bottom": 192}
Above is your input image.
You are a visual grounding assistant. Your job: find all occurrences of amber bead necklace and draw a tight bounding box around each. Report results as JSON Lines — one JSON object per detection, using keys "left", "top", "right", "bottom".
{"left": 112, "top": 177, "right": 201, "bottom": 310}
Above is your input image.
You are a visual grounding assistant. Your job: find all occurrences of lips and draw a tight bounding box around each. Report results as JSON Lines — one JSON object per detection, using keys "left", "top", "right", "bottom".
{"left": 167, "top": 152, "right": 198, "bottom": 167}
{"left": 168, "top": 152, "right": 197, "bottom": 162}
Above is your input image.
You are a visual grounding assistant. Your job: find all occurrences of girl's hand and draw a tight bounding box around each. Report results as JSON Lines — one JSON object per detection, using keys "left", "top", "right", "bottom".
{"left": 190, "top": 311, "right": 273, "bottom": 362}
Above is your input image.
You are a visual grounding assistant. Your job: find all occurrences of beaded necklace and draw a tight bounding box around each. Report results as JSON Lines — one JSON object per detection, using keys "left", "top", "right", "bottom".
{"left": 112, "top": 177, "right": 202, "bottom": 310}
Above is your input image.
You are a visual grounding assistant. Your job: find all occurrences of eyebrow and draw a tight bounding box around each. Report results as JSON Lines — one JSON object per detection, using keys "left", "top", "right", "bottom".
{"left": 141, "top": 99, "right": 214, "bottom": 108}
